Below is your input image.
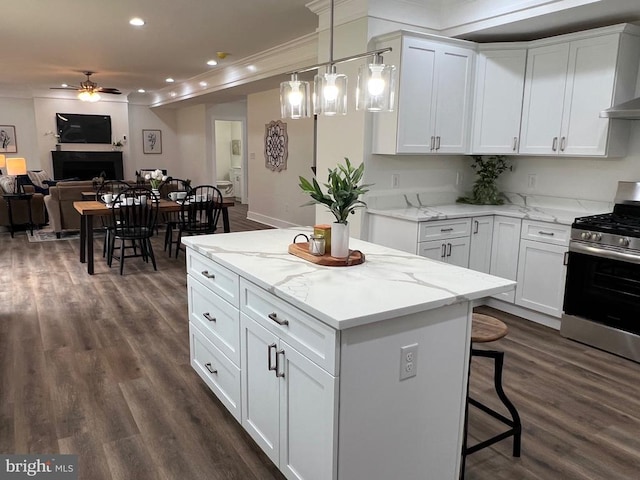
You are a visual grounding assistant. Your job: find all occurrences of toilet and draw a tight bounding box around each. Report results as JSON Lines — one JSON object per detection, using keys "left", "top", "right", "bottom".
{"left": 216, "top": 180, "right": 234, "bottom": 197}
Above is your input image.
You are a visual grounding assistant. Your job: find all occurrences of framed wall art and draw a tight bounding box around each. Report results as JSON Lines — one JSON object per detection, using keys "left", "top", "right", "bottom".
{"left": 0, "top": 125, "right": 17, "bottom": 153}
{"left": 143, "top": 129, "right": 162, "bottom": 154}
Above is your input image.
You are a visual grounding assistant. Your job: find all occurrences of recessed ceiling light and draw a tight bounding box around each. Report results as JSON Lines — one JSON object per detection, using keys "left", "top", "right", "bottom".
{"left": 199, "top": 81, "right": 208, "bottom": 87}
{"left": 129, "top": 17, "right": 145, "bottom": 26}
{"left": 247, "top": 65, "right": 257, "bottom": 72}
{"left": 165, "top": 78, "right": 175, "bottom": 83}
{"left": 61, "top": 83, "right": 68, "bottom": 88}
{"left": 137, "top": 89, "right": 146, "bottom": 93}
{"left": 170, "top": 92, "right": 177, "bottom": 97}
{"left": 207, "top": 59, "right": 218, "bottom": 66}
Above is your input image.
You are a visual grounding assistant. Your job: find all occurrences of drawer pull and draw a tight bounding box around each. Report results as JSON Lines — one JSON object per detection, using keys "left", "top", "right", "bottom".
{"left": 205, "top": 363, "right": 218, "bottom": 374}
{"left": 538, "top": 231, "right": 555, "bottom": 236}
{"left": 267, "top": 343, "right": 277, "bottom": 371}
{"left": 268, "top": 312, "right": 289, "bottom": 326}
{"left": 275, "top": 349, "right": 285, "bottom": 378}
{"left": 203, "top": 312, "right": 216, "bottom": 322}
{"left": 201, "top": 270, "right": 216, "bottom": 279}
{"left": 440, "top": 228, "right": 454, "bottom": 232}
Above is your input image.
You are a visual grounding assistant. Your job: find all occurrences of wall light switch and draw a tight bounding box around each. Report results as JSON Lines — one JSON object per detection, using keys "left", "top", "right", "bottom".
{"left": 391, "top": 174, "right": 400, "bottom": 189}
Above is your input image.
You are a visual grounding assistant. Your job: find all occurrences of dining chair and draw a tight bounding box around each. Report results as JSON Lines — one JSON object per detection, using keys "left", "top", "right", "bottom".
{"left": 108, "top": 186, "right": 159, "bottom": 275}
{"left": 96, "top": 180, "right": 131, "bottom": 258}
{"left": 174, "top": 185, "right": 223, "bottom": 258}
{"left": 159, "top": 177, "right": 193, "bottom": 255}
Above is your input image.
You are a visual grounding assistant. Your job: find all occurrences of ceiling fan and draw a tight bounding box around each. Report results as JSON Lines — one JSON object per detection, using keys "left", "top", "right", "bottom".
{"left": 51, "top": 71, "right": 121, "bottom": 102}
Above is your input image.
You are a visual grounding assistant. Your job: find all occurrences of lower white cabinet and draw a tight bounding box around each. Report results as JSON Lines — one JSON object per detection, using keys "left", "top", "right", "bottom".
{"left": 489, "top": 216, "right": 522, "bottom": 303}
{"left": 515, "top": 221, "right": 570, "bottom": 317}
{"left": 468, "top": 216, "right": 494, "bottom": 273}
{"left": 419, "top": 237, "right": 470, "bottom": 267}
{"left": 241, "top": 315, "right": 337, "bottom": 479}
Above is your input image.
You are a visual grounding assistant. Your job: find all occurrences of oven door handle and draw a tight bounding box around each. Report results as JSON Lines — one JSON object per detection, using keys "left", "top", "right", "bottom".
{"left": 570, "top": 241, "right": 640, "bottom": 265}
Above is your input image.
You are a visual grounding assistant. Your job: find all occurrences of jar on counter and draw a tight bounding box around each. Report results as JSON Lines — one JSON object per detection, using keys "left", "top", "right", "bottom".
{"left": 309, "top": 234, "right": 326, "bottom": 256}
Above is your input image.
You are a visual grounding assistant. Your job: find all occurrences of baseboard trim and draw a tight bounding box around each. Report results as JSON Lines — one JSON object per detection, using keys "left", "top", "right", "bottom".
{"left": 246, "top": 211, "right": 300, "bottom": 229}
{"left": 480, "top": 298, "right": 561, "bottom": 331}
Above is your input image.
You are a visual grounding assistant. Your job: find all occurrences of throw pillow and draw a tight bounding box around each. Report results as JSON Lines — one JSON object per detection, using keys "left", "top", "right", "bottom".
{"left": 27, "top": 170, "right": 52, "bottom": 189}
{"left": 0, "top": 175, "right": 15, "bottom": 194}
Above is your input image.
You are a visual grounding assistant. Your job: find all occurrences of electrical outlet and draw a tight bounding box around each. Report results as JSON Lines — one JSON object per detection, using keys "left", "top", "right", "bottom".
{"left": 400, "top": 343, "right": 418, "bottom": 380}
{"left": 250, "top": 152, "right": 256, "bottom": 160}
{"left": 391, "top": 173, "right": 400, "bottom": 189}
{"left": 528, "top": 174, "right": 537, "bottom": 190}
{"left": 456, "top": 171, "right": 463, "bottom": 186}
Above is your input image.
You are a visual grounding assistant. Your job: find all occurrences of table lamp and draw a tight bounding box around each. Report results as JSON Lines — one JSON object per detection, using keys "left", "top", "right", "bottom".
{"left": 0, "top": 154, "right": 5, "bottom": 174}
{"left": 6, "top": 157, "right": 27, "bottom": 193}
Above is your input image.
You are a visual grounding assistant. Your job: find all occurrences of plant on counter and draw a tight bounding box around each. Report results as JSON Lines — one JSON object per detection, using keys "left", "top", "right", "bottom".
{"left": 299, "top": 157, "right": 372, "bottom": 224}
{"left": 457, "top": 155, "right": 510, "bottom": 205}
{"left": 145, "top": 169, "right": 168, "bottom": 190}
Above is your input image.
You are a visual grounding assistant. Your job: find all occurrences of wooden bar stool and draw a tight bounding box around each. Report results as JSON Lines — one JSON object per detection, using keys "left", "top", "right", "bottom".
{"left": 460, "top": 313, "right": 522, "bottom": 479}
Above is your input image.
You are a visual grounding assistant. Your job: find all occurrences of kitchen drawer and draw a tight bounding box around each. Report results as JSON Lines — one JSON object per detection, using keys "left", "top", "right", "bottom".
{"left": 190, "top": 322, "right": 241, "bottom": 421}
{"left": 187, "top": 249, "right": 240, "bottom": 307}
{"left": 419, "top": 218, "right": 471, "bottom": 242}
{"left": 188, "top": 275, "right": 240, "bottom": 366}
{"left": 240, "top": 278, "right": 338, "bottom": 375}
{"left": 520, "top": 220, "right": 570, "bottom": 246}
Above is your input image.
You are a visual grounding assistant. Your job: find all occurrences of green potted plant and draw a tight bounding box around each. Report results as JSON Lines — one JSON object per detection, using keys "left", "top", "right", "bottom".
{"left": 299, "top": 158, "right": 371, "bottom": 258}
{"left": 457, "top": 155, "right": 510, "bottom": 205}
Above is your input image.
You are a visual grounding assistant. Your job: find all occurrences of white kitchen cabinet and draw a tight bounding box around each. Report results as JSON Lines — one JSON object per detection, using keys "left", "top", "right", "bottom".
{"left": 489, "top": 216, "right": 522, "bottom": 303}
{"left": 471, "top": 46, "right": 527, "bottom": 154}
{"left": 519, "top": 25, "right": 640, "bottom": 157}
{"left": 418, "top": 237, "right": 470, "bottom": 267}
{"left": 468, "top": 216, "right": 494, "bottom": 273}
{"left": 515, "top": 220, "right": 570, "bottom": 318}
{"left": 372, "top": 32, "right": 476, "bottom": 155}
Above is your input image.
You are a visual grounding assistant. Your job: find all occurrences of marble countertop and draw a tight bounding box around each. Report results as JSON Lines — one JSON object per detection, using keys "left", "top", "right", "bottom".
{"left": 367, "top": 193, "right": 613, "bottom": 225}
{"left": 182, "top": 228, "right": 515, "bottom": 330}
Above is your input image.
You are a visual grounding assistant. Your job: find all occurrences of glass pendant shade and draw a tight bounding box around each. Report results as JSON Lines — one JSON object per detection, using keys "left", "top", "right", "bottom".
{"left": 356, "top": 56, "right": 396, "bottom": 112}
{"left": 78, "top": 90, "right": 101, "bottom": 102}
{"left": 313, "top": 66, "right": 347, "bottom": 116}
{"left": 280, "top": 74, "right": 311, "bottom": 119}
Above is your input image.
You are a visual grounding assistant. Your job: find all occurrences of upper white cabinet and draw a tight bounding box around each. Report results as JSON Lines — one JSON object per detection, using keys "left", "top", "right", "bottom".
{"left": 372, "top": 33, "right": 476, "bottom": 155}
{"left": 519, "top": 25, "right": 640, "bottom": 157}
{"left": 471, "top": 46, "right": 527, "bottom": 154}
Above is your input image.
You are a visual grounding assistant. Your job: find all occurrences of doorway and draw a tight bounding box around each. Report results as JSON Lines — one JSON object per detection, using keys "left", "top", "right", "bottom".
{"left": 214, "top": 119, "right": 245, "bottom": 203}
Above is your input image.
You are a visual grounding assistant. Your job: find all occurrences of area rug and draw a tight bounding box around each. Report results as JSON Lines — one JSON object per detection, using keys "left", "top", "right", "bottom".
{"left": 27, "top": 228, "right": 82, "bottom": 242}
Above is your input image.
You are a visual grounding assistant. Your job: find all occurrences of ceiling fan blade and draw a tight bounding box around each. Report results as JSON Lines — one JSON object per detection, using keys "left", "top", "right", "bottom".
{"left": 96, "top": 87, "right": 122, "bottom": 94}
{"left": 50, "top": 85, "right": 81, "bottom": 90}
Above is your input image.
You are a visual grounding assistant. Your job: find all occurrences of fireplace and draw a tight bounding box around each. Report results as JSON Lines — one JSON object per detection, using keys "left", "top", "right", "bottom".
{"left": 51, "top": 151, "right": 124, "bottom": 180}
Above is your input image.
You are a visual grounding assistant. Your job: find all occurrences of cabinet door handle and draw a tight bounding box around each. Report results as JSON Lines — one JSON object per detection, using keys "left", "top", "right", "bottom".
{"left": 435, "top": 136, "right": 441, "bottom": 151}
{"left": 538, "top": 231, "right": 555, "bottom": 236}
{"left": 563, "top": 251, "right": 569, "bottom": 266}
{"left": 473, "top": 220, "right": 479, "bottom": 234}
{"left": 205, "top": 363, "right": 218, "bottom": 375}
{"left": 552, "top": 137, "right": 558, "bottom": 151}
{"left": 560, "top": 136, "right": 566, "bottom": 151}
{"left": 513, "top": 137, "right": 518, "bottom": 151}
{"left": 267, "top": 343, "right": 277, "bottom": 372}
{"left": 440, "top": 227, "right": 454, "bottom": 232}
{"left": 268, "top": 312, "right": 289, "bottom": 326}
{"left": 441, "top": 243, "right": 446, "bottom": 258}
{"left": 275, "top": 349, "right": 285, "bottom": 378}
{"left": 430, "top": 136, "right": 435, "bottom": 151}
{"left": 203, "top": 312, "right": 216, "bottom": 322}
{"left": 446, "top": 242, "right": 452, "bottom": 257}
{"left": 201, "top": 270, "right": 215, "bottom": 279}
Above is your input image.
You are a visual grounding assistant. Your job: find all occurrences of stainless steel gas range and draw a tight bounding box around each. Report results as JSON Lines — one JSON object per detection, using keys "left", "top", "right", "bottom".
{"left": 562, "top": 181, "right": 640, "bottom": 362}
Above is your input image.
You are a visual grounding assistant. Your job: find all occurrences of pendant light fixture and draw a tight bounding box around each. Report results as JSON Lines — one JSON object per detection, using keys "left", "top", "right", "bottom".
{"left": 279, "top": 0, "right": 395, "bottom": 119}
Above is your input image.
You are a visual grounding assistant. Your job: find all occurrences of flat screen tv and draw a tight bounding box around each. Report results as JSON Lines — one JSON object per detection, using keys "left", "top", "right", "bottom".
{"left": 56, "top": 113, "right": 112, "bottom": 144}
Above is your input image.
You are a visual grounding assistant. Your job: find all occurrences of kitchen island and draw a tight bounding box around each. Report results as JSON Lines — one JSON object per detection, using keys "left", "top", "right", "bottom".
{"left": 182, "top": 228, "right": 515, "bottom": 480}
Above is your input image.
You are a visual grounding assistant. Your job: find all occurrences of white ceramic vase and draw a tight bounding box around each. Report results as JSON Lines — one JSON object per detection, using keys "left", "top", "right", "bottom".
{"left": 151, "top": 188, "right": 160, "bottom": 202}
{"left": 331, "top": 222, "right": 350, "bottom": 258}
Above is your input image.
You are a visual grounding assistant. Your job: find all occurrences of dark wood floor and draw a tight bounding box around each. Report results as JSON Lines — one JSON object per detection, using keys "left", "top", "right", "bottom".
{"left": 1, "top": 206, "right": 640, "bottom": 479}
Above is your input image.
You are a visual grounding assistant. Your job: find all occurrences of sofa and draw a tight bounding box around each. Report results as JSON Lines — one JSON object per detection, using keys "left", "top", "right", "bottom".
{"left": 44, "top": 180, "right": 98, "bottom": 236}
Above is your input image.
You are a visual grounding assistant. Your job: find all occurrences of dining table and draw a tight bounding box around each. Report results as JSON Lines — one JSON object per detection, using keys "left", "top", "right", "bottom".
{"left": 73, "top": 197, "right": 235, "bottom": 274}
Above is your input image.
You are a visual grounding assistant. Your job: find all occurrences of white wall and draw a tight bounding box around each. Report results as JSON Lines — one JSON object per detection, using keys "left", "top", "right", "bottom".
{"left": 0, "top": 97, "right": 38, "bottom": 170}
{"left": 214, "top": 121, "right": 233, "bottom": 181}
{"left": 177, "top": 104, "right": 208, "bottom": 186}
{"left": 247, "top": 88, "right": 315, "bottom": 228}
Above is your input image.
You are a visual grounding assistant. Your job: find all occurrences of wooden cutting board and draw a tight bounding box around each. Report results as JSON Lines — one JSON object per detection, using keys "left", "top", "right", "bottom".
{"left": 288, "top": 242, "right": 365, "bottom": 266}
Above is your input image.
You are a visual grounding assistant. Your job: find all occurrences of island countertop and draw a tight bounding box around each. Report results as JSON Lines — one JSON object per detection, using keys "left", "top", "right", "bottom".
{"left": 182, "top": 228, "right": 515, "bottom": 330}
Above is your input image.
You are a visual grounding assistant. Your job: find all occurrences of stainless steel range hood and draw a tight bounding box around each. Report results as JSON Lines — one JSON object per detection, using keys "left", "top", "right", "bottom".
{"left": 600, "top": 97, "right": 640, "bottom": 119}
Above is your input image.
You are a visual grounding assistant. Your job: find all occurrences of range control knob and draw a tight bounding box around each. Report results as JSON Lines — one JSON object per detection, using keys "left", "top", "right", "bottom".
{"left": 581, "top": 231, "right": 591, "bottom": 240}
{"left": 591, "top": 232, "right": 602, "bottom": 241}
{"left": 619, "top": 237, "right": 630, "bottom": 247}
